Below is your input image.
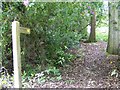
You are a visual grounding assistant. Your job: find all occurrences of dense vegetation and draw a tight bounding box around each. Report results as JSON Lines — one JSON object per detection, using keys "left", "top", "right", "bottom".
{"left": 1, "top": 1, "right": 120, "bottom": 88}
{"left": 1, "top": 2, "right": 107, "bottom": 76}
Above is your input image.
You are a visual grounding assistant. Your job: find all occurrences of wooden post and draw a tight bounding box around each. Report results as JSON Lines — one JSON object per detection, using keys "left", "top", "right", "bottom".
{"left": 0, "top": 0, "right": 2, "bottom": 70}
{"left": 12, "top": 21, "right": 30, "bottom": 88}
{"left": 12, "top": 21, "right": 22, "bottom": 88}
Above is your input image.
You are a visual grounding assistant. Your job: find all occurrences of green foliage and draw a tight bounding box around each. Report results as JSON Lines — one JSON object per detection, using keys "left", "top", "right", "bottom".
{"left": 38, "top": 76, "right": 46, "bottom": 84}
{"left": 56, "top": 75, "right": 62, "bottom": 81}
{"left": 65, "top": 79, "right": 75, "bottom": 84}
{"left": 1, "top": 2, "right": 107, "bottom": 76}
{"left": 1, "top": 2, "right": 27, "bottom": 74}
{"left": 96, "top": 29, "right": 108, "bottom": 42}
{"left": 45, "top": 67, "right": 61, "bottom": 76}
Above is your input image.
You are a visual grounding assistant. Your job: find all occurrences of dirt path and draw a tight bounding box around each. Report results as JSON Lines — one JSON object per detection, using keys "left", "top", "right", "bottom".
{"left": 1, "top": 41, "right": 119, "bottom": 88}
{"left": 36, "top": 41, "right": 119, "bottom": 88}
{"left": 5, "top": 41, "right": 118, "bottom": 88}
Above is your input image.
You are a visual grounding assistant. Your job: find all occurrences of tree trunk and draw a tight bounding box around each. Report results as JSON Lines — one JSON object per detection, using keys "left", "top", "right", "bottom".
{"left": 107, "top": 2, "right": 120, "bottom": 55}
{"left": 88, "top": 9, "right": 96, "bottom": 42}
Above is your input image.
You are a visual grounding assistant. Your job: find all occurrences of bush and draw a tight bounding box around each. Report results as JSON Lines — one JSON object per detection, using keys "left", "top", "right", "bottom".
{"left": 1, "top": 2, "right": 87, "bottom": 75}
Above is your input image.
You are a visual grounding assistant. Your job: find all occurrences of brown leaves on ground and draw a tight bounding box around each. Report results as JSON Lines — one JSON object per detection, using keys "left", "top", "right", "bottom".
{"left": 23, "top": 41, "right": 120, "bottom": 88}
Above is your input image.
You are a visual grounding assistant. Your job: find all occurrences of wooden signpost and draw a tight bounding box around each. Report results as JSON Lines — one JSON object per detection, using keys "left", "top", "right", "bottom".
{"left": 12, "top": 21, "right": 30, "bottom": 88}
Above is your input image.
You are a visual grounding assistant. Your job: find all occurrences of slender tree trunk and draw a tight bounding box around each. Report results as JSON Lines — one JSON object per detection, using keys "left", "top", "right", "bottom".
{"left": 88, "top": 9, "right": 96, "bottom": 42}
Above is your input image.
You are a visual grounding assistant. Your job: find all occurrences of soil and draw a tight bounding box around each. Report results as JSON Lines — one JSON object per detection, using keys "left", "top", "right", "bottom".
{"left": 32, "top": 41, "right": 120, "bottom": 88}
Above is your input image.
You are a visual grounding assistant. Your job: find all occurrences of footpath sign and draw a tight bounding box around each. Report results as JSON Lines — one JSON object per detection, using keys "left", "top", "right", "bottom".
{"left": 12, "top": 21, "right": 30, "bottom": 88}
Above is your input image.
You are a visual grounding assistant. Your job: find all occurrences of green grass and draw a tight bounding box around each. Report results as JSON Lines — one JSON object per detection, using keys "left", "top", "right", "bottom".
{"left": 96, "top": 27, "right": 108, "bottom": 42}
